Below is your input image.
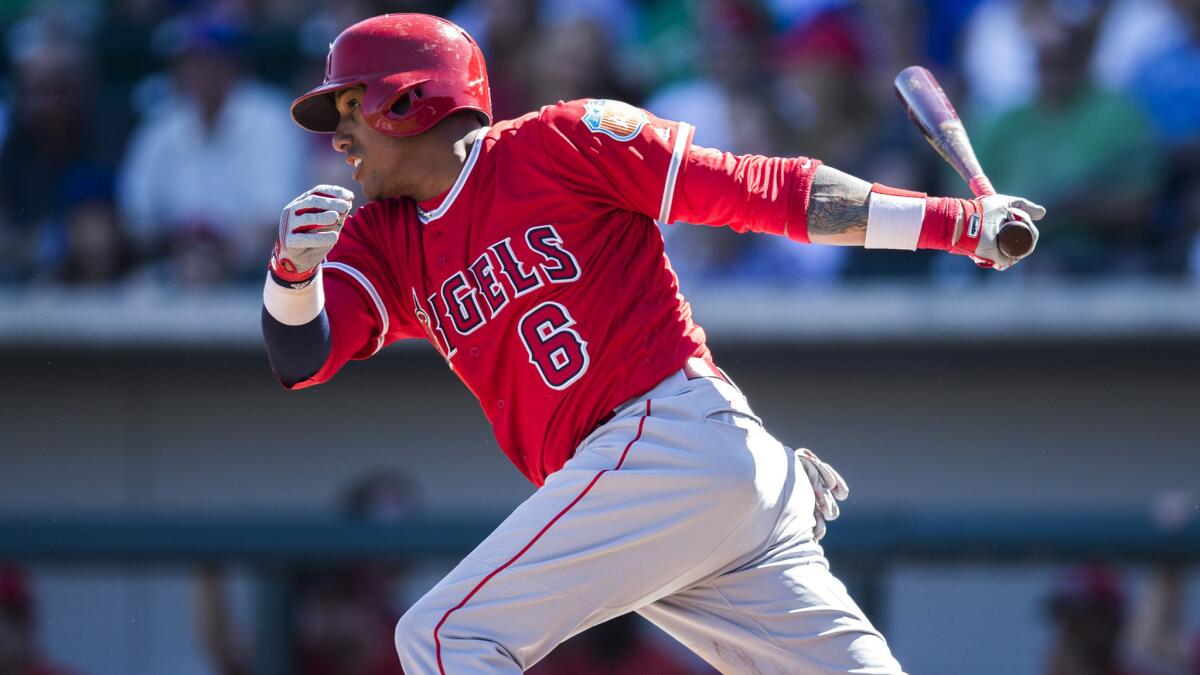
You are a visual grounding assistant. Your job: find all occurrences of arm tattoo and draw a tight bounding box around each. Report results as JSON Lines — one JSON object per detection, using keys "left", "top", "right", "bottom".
{"left": 807, "top": 165, "right": 872, "bottom": 237}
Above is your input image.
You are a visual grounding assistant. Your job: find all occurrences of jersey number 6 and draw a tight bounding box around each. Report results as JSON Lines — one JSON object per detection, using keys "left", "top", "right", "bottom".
{"left": 518, "top": 302, "right": 590, "bottom": 390}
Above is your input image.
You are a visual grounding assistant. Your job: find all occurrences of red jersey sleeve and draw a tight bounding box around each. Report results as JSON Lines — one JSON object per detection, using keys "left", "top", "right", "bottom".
{"left": 538, "top": 98, "right": 821, "bottom": 243}
{"left": 288, "top": 199, "right": 424, "bottom": 389}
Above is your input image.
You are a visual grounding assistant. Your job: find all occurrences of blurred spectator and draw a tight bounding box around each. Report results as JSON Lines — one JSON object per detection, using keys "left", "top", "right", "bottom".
{"left": 527, "top": 17, "right": 636, "bottom": 108}
{"left": 528, "top": 613, "right": 707, "bottom": 675}
{"left": 57, "top": 175, "right": 135, "bottom": 284}
{"left": 197, "top": 470, "right": 418, "bottom": 675}
{"left": 971, "top": 4, "right": 1165, "bottom": 275}
{"left": 645, "top": 0, "right": 778, "bottom": 155}
{"left": 0, "top": 12, "right": 130, "bottom": 284}
{"left": 962, "top": 0, "right": 1185, "bottom": 121}
{"left": 775, "top": 7, "right": 872, "bottom": 167}
{"left": 1043, "top": 564, "right": 1138, "bottom": 675}
{"left": 539, "top": 0, "right": 639, "bottom": 53}
{"left": 449, "top": 0, "right": 540, "bottom": 120}
{"left": 0, "top": 566, "right": 77, "bottom": 675}
{"left": 94, "top": 0, "right": 173, "bottom": 105}
{"left": 1128, "top": 491, "right": 1200, "bottom": 675}
{"left": 920, "top": 0, "right": 986, "bottom": 69}
{"left": 960, "top": 0, "right": 1039, "bottom": 119}
{"left": 117, "top": 13, "right": 305, "bottom": 286}
{"left": 1047, "top": 528, "right": 1199, "bottom": 675}
{"left": 1129, "top": 0, "right": 1200, "bottom": 278}
{"left": 1131, "top": 565, "right": 1200, "bottom": 675}
{"left": 1092, "top": 0, "right": 1187, "bottom": 92}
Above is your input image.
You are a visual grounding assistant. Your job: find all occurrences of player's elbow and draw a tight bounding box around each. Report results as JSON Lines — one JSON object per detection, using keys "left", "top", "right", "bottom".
{"left": 273, "top": 371, "right": 320, "bottom": 390}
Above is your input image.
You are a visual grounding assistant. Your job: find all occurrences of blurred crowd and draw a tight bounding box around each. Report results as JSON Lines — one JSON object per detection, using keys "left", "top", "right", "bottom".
{"left": 1, "top": 0, "right": 1198, "bottom": 289}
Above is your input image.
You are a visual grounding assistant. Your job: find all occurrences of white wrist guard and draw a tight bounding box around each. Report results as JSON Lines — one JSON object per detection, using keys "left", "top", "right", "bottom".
{"left": 864, "top": 188, "right": 926, "bottom": 250}
{"left": 263, "top": 267, "right": 325, "bottom": 326}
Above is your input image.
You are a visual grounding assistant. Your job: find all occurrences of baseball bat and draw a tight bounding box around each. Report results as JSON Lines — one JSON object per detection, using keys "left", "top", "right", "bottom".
{"left": 893, "top": 66, "right": 1035, "bottom": 258}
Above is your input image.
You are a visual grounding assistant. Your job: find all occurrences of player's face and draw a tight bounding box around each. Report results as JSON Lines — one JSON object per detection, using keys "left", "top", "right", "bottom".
{"left": 331, "top": 87, "right": 417, "bottom": 201}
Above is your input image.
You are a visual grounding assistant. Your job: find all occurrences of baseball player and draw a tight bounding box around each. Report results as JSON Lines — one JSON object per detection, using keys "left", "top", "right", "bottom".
{"left": 263, "top": 14, "right": 1044, "bottom": 674}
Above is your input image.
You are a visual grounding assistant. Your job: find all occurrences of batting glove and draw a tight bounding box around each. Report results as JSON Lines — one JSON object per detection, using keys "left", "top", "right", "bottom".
{"left": 792, "top": 447, "right": 849, "bottom": 542}
{"left": 269, "top": 185, "right": 354, "bottom": 286}
{"left": 954, "top": 194, "right": 1046, "bottom": 271}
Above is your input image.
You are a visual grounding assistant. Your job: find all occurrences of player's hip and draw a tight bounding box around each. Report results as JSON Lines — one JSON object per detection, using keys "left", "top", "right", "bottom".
{"left": 573, "top": 362, "right": 797, "bottom": 524}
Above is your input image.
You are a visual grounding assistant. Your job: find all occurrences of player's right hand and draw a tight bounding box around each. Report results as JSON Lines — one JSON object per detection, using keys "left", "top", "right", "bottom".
{"left": 955, "top": 194, "right": 1046, "bottom": 271}
{"left": 269, "top": 185, "right": 354, "bottom": 285}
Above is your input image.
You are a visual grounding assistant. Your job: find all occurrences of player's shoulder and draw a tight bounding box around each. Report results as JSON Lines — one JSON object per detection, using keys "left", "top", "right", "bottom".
{"left": 538, "top": 99, "right": 651, "bottom": 140}
{"left": 491, "top": 99, "right": 651, "bottom": 143}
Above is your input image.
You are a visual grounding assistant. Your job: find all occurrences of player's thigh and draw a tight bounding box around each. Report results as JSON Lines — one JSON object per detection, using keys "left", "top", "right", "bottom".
{"left": 640, "top": 555, "right": 904, "bottom": 675}
{"left": 397, "top": 383, "right": 779, "bottom": 670}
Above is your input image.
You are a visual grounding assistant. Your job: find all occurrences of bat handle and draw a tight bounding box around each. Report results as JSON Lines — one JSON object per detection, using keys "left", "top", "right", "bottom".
{"left": 967, "top": 175, "right": 995, "bottom": 198}
{"left": 967, "top": 174, "right": 1035, "bottom": 259}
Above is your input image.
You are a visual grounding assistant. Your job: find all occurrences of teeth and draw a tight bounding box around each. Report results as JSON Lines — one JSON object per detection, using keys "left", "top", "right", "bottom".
{"left": 352, "top": 158, "right": 362, "bottom": 168}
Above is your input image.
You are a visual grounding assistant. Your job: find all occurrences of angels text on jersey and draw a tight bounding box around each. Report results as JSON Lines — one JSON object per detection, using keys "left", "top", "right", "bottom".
{"left": 414, "top": 223, "right": 587, "bottom": 389}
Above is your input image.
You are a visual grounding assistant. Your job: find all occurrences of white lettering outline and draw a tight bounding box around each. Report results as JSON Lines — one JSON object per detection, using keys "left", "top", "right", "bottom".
{"left": 468, "top": 251, "right": 510, "bottom": 319}
{"left": 440, "top": 271, "right": 486, "bottom": 336}
{"left": 490, "top": 237, "right": 544, "bottom": 298}
{"left": 525, "top": 224, "right": 581, "bottom": 284}
{"left": 517, "top": 301, "right": 590, "bottom": 391}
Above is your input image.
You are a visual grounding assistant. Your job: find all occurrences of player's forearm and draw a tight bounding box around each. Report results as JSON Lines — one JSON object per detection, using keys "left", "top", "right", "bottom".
{"left": 807, "top": 165, "right": 972, "bottom": 253}
{"left": 262, "top": 307, "right": 331, "bottom": 386}
{"left": 262, "top": 272, "right": 332, "bottom": 387}
{"left": 807, "top": 165, "right": 968, "bottom": 247}
{"left": 806, "top": 165, "right": 870, "bottom": 246}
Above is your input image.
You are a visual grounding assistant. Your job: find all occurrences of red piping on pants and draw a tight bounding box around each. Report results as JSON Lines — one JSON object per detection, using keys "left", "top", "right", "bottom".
{"left": 432, "top": 399, "right": 652, "bottom": 673}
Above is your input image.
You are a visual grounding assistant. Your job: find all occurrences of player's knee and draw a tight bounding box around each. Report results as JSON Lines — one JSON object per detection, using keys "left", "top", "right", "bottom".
{"left": 394, "top": 600, "right": 439, "bottom": 665}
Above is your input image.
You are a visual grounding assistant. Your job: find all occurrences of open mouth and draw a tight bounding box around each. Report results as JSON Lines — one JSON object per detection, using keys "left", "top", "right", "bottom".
{"left": 348, "top": 155, "right": 363, "bottom": 180}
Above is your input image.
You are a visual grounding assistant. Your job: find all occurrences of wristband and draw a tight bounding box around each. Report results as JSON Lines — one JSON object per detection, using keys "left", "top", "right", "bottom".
{"left": 269, "top": 242, "right": 319, "bottom": 286}
{"left": 864, "top": 184, "right": 926, "bottom": 250}
{"left": 949, "top": 198, "right": 990, "bottom": 267}
{"left": 868, "top": 184, "right": 977, "bottom": 257}
{"left": 264, "top": 267, "right": 325, "bottom": 326}
{"left": 917, "top": 197, "right": 962, "bottom": 251}
{"left": 269, "top": 268, "right": 315, "bottom": 290}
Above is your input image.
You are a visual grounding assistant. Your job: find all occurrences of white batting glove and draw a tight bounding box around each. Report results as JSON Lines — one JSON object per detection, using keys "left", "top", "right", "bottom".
{"left": 269, "top": 185, "right": 354, "bottom": 286}
{"left": 954, "top": 194, "right": 1046, "bottom": 271}
{"left": 792, "top": 447, "right": 849, "bottom": 541}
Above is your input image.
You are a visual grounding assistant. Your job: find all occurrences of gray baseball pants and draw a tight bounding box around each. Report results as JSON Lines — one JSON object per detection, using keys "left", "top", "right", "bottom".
{"left": 395, "top": 369, "right": 904, "bottom": 674}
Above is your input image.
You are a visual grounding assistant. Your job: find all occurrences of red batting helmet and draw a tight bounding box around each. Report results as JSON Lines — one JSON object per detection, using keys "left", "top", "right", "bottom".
{"left": 291, "top": 14, "right": 491, "bottom": 137}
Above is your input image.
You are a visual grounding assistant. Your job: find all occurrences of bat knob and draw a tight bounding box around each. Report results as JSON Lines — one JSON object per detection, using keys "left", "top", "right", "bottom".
{"left": 997, "top": 220, "right": 1035, "bottom": 258}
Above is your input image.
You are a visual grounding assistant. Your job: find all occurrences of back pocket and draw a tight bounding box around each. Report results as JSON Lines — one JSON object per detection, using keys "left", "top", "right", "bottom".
{"left": 703, "top": 407, "right": 763, "bottom": 431}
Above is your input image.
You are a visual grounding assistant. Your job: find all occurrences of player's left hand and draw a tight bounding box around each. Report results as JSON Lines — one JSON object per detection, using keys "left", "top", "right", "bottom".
{"left": 955, "top": 194, "right": 1046, "bottom": 271}
{"left": 793, "top": 447, "right": 849, "bottom": 541}
{"left": 269, "top": 185, "right": 355, "bottom": 285}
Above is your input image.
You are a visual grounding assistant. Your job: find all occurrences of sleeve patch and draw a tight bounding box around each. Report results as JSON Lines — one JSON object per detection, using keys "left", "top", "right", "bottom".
{"left": 582, "top": 99, "right": 646, "bottom": 142}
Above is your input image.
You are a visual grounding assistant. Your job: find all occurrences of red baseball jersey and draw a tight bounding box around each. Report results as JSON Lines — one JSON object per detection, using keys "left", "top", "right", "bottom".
{"left": 289, "top": 99, "right": 821, "bottom": 485}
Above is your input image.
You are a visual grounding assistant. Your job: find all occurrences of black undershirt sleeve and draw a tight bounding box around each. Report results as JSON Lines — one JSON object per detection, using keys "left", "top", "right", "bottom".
{"left": 261, "top": 306, "right": 332, "bottom": 387}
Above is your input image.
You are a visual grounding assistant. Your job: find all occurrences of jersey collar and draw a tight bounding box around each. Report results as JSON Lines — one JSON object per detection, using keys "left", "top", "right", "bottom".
{"left": 417, "top": 126, "right": 490, "bottom": 224}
